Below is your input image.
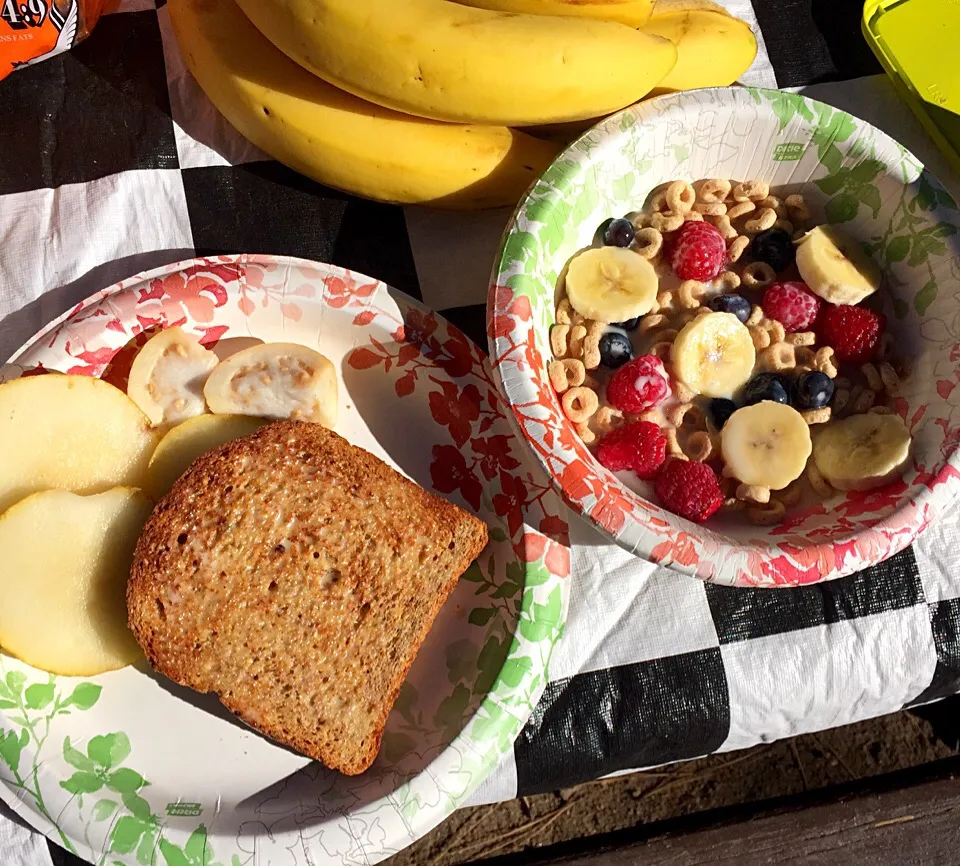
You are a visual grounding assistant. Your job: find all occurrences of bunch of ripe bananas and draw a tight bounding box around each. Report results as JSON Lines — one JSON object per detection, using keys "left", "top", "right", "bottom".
{"left": 170, "top": 0, "right": 757, "bottom": 209}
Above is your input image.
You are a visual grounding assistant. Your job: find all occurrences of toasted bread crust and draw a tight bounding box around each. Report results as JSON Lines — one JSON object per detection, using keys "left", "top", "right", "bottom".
{"left": 128, "top": 421, "right": 487, "bottom": 774}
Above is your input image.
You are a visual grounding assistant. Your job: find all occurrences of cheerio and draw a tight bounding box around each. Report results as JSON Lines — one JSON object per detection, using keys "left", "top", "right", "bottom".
{"left": 0, "top": 0, "right": 110, "bottom": 81}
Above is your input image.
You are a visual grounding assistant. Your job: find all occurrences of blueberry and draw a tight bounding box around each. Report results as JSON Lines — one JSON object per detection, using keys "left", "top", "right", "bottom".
{"left": 743, "top": 372, "right": 790, "bottom": 406}
{"left": 600, "top": 217, "right": 635, "bottom": 248}
{"left": 614, "top": 317, "right": 641, "bottom": 331}
{"left": 750, "top": 228, "right": 795, "bottom": 273}
{"left": 709, "top": 293, "right": 752, "bottom": 323}
{"left": 792, "top": 370, "right": 834, "bottom": 410}
{"left": 598, "top": 331, "right": 634, "bottom": 369}
{"left": 710, "top": 398, "right": 738, "bottom": 430}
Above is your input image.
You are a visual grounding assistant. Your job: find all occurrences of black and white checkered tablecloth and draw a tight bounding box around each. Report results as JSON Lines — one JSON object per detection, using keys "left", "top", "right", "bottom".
{"left": 3, "top": 1, "right": 960, "bottom": 863}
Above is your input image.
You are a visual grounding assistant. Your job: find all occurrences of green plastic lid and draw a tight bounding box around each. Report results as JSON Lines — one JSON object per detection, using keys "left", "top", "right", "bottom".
{"left": 863, "top": 0, "right": 960, "bottom": 172}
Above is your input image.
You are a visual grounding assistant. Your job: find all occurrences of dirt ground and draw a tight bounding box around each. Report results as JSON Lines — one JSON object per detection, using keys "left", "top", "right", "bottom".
{"left": 387, "top": 707, "right": 957, "bottom": 864}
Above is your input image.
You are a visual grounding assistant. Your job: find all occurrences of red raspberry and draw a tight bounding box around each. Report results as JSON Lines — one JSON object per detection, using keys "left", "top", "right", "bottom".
{"left": 606, "top": 355, "right": 671, "bottom": 414}
{"left": 819, "top": 305, "right": 885, "bottom": 363}
{"left": 761, "top": 281, "right": 822, "bottom": 332}
{"left": 670, "top": 221, "right": 727, "bottom": 281}
{"left": 596, "top": 421, "right": 666, "bottom": 479}
{"left": 654, "top": 458, "right": 723, "bottom": 523}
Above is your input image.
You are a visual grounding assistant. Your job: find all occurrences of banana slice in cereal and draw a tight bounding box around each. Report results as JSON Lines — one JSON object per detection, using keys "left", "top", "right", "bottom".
{"left": 127, "top": 326, "right": 219, "bottom": 427}
{"left": 564, "top": 247, "right": 658, "bottom": 323}
{"left": 721, "top": 401, "right": 812, "bottom": 490}
{"left": 671, "top": 312, "right": 755, "bottom": 399}
{"left": 795, "top": 225, "right": 881, "bottom": 306}
{"left": 812, "top": 412, "right": 911, "bottom": 491}
{"left": 203, "top": 343, "right": 338, "bottom": 428}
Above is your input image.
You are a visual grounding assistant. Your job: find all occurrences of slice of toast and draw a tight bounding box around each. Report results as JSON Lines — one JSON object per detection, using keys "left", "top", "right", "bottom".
{"left": 128, "top": 420, "right": 488, "bottom": 774}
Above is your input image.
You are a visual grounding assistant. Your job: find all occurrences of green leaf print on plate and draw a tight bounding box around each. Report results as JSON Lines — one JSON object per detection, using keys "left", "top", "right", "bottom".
{"left": 500, "top": 230, "right": 538, "bottom": 272}
{"left": 88, "top": 732, "right": 132, "bottom": 770}
{"left": 917, "top": 172, "right": 958, "bottom": 212}
{"left": 66, "top": 682, "right": 103, "bottom": 711}
{"left": 24, "top": 682, "right": 55, "bottom": 710}
{"left": 824, "top": 194, "right": 859, "bottom": 224}
{"left": 887, "top": 235, "right": 911, "bottom": 262}
{"left": 0, "top": 666, "right": 105, "bottom": 855}
{"left": 748, "top": 88, "right": 814, "bottom": 131}
{"left": 109, "top": 768, "right": 148, "bottom": 794}
{"left": 915, "top": 279, "right": 939, "bottom": 315}
{"left": 475, "top": 634, "right": 509, "bottom": 697}
{"left": 93, "top": 799, "right": 118, "bottom": 822}
{"left": 0, "top": 659, "right": 226, "bottom": 866}
{"left": 159, "top": 826, "right": 222, "bottom": 866}
{"left": 611, "top": 173, "right": 636, "bottom": 203}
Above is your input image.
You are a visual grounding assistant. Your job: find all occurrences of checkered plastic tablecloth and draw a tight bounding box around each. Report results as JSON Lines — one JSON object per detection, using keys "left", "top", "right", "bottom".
{"left": 3, "top": 1, "right": 960, "bottom": 862}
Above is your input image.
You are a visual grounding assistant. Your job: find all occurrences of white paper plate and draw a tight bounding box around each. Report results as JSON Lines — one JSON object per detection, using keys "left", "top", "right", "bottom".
{"left": 0, "top": 255, "right": 571, "bottom": 865}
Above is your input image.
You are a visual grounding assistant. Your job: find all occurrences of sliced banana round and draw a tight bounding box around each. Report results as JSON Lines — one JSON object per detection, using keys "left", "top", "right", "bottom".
{"left": 795, "top": 225, "right": 882, "bottom": 306}
{"left": 203, "top": 342, "right": 338, "bottom": 428}
{"left": 671, "top": 311, "right": 755, "bottom": 399}
{"left": 564, "top": 247, "right": 658, "bottom": 323}
{"left": 813, "top": 413, "right": 911, "bottom": 491}
{"left": 722, "top": 402, "right": 812, "bottom": 491}
{"left": 127, "top": 326, "right": 218, "bottom": 427}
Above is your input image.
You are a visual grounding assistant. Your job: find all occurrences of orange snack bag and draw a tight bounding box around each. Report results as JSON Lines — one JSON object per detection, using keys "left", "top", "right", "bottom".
{"left": 0, "top": 0, "right": 111, "bottom": 81}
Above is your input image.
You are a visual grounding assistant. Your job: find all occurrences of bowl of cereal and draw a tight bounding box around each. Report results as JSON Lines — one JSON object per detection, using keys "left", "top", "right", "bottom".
{"left": 489, "top": 86, "right": 960, "bottom": 587}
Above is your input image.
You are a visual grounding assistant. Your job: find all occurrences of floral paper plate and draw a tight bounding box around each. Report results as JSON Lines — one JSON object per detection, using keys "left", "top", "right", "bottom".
{"left": 0, "top": 255, "right": 570, "bottom": 865}
{"left": 489, "top": 86, "right": 960, "bottom": 587}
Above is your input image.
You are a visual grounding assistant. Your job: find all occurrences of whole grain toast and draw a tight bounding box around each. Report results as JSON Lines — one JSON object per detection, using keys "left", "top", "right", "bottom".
{"left": 128, "top": 420, "right": 488, "bottom": 774}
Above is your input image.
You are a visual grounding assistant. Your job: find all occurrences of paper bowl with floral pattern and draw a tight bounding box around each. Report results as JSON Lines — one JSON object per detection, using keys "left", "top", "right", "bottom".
{"left": 489, "top": 86, "right": 960, "bottom": 588}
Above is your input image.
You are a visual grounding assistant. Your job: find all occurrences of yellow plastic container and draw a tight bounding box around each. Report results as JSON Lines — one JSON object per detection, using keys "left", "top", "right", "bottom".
{"left": 863, "top": 0, "right": 960, "bottom": 173}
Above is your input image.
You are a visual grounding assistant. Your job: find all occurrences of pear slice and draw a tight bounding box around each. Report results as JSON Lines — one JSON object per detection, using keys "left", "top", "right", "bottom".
{"left": 147, "top": 413, "right": 268, "bottom": 499}
{"left": 0, "top": 375, "right": 160, "bottom": 514}
{"left": 0, "top": 488, "right": 152, "bottom": 676}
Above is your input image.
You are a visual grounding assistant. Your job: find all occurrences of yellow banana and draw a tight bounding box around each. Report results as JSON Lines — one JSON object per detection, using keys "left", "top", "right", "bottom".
{"left": 451, "top": 0, "right": 655, "bottom": 27}
{"left": 530, "top": 4, "right": 756, "bottom": 143}
{"left": 652, "top": 0, "right": 731, "bottom": 14}
{"left": 642, "top": 7, "right": 757, "bottom": 94}
{"left": 168, "top": 0, "right": 560, "bottom": 210}
{"left": 235, "top": 0, "right": 677, "bottom": 126}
